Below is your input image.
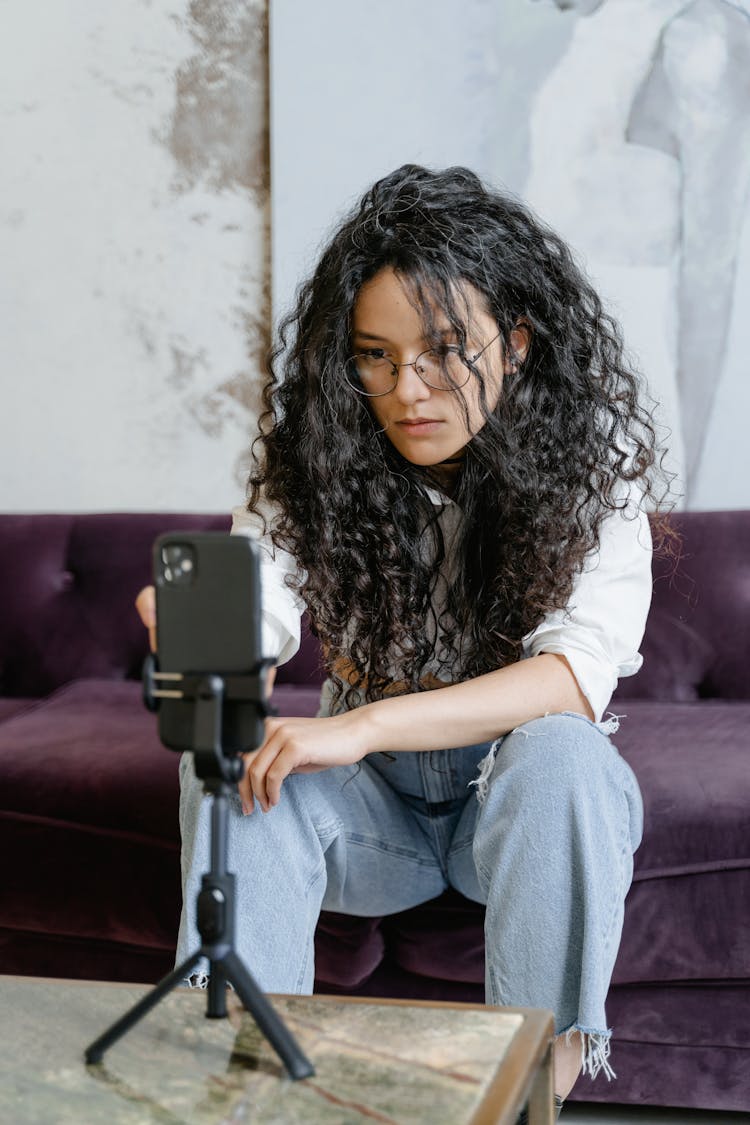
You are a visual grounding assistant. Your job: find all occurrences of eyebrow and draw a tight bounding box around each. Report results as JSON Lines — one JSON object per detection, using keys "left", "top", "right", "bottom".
{"left": 352, "top": 326, "right": 457, "bottom": 342}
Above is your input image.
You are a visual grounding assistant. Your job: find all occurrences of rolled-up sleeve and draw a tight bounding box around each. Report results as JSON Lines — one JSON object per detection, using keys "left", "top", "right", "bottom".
{"left": 522, "top": 491, "right": 653, "bottom": 722}
{"left": 230, "top": 502, "right": 306, "bottom": 666}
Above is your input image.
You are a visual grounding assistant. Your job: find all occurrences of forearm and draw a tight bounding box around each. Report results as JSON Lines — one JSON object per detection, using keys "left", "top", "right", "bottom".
{"left": 243, "top": 654, "right": 594, "bottom": 813}
{"left": 359, "top": 652, "right": 594, "bottom": 754}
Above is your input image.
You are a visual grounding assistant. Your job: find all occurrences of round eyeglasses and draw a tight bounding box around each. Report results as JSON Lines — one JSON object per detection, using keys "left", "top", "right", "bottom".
{"left": 344, "top": 333, "right": 501, "bottom": 397}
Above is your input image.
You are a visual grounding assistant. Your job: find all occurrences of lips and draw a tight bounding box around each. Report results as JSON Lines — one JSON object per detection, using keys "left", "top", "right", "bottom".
{"left": 395, "top": 416, "right": 443, "bottom": 427}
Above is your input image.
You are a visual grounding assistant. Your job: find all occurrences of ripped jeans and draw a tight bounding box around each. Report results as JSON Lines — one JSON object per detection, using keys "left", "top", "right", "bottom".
{"left": 175, "top": 710, "right": 644, "bottom": 1082}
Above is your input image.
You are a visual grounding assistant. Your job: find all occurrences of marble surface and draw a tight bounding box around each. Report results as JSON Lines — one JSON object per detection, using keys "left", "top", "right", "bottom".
{"left": 0, "top": 978, "right": 525, "bottom": 1124}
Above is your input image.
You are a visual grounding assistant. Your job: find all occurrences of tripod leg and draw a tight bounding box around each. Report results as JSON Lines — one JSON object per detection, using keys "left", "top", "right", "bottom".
{"left": 207, "top": 961, "right": 227, "bottom": 1019}
{"left": 84, "top": 951, "right": 202, "bottom": 1064}
{"left": 221, "top": 949, "right": 315, "bottom": 1080}
{"left": 85, "top": 777, "right": 313, "bottom": 1076}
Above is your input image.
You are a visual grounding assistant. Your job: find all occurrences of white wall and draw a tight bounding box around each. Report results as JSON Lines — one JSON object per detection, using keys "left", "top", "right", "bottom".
{"left": 1, "top": 0, "right": 268, "bottom": 513}
{"left": 270, "top": 0, "right": 505, "bottom": 320}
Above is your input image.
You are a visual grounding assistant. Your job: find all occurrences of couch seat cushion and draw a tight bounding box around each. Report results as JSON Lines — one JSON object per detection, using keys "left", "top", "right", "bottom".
{"left": 0, "top": 679, "right": 177, "bottom": 837}
{"left": 611, "top": 700, "right": 750, "bottom": 872}
{"left": 0, "top": 679, "right": 181, "bottom": 957}
{"left": 0, "top": 698, "right": 37, "bottom": 722}
{"left": 0, "top": 676, "right": 329, "bottom": 967}
{"left": 608, "top": 700, "right": 750, "bottom": 985}
{"left": 0, "top": 678, "right": 326, "bottom": 835}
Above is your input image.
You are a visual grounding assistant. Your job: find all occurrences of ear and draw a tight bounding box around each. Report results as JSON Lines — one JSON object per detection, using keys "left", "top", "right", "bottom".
{"left": 505, "top": 318, "right": 532, "bottom": 373}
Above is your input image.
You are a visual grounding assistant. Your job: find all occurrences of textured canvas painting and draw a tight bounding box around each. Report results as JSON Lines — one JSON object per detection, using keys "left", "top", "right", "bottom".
{"left": 522, "top": 0, "right": 750, "bottom": 505}
{"left": 270, "top": 0, "right": 750, "bottom": 510}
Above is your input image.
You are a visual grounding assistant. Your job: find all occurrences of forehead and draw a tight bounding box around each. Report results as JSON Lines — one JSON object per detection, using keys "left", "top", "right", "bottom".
{"left": 352, "top": 266, "right": 489, "bottom": 335}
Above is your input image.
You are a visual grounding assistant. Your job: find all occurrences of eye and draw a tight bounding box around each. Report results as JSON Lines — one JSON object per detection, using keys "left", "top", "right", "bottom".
{"left": 356, "top": 348, "right": 395, "bottom": 370}
{"left": 431, "top": 343, "right": 463, "bottom": 359}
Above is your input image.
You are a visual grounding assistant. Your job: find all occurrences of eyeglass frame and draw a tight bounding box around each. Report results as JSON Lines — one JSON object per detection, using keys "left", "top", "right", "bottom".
{"left": 344, "top": 332, "right": 503, "bottom": 398}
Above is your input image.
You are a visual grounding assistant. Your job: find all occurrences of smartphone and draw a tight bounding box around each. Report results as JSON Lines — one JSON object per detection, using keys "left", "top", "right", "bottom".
{"left": 153, "top": 532, "right": 266, "bottom": 755}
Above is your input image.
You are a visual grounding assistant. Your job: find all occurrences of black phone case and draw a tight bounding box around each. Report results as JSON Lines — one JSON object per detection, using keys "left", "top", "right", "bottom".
{"left": 153, "top": 532, "right": 265, "bottom": 753}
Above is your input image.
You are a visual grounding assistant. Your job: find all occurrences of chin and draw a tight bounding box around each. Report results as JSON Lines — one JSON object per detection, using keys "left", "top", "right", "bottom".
{"left": 404, "top": 452, "right": 445, "bottom": 467}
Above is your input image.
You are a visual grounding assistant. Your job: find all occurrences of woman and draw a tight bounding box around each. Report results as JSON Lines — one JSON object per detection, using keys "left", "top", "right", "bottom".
{"left": 138, "top": 164, "right": 674, "bottom": 1113}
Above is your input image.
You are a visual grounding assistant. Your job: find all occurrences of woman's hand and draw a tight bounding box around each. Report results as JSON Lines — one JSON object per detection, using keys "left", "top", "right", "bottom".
{"left": 133, "top": 584, "right": 278, "bottom": 689}
{"left": 135, "top": 585, "right": 157, "bottom": 652}
{"left": 239, "top": 712, "right": 370, "bottom": 815}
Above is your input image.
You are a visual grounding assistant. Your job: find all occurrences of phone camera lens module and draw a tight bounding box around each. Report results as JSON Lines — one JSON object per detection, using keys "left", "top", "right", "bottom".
{"left": 161, "top": 543, "right": 197, "bottom": 586}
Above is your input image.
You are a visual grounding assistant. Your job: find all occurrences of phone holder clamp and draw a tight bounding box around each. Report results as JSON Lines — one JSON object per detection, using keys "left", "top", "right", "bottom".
{"left": 142, "top": 654, "right": 278, "bottom": 783}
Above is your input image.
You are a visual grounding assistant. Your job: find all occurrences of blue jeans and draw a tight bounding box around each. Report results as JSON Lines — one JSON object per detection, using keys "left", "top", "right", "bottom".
{"left": 175, "top": 710, "right": 643, "bottom": 1081}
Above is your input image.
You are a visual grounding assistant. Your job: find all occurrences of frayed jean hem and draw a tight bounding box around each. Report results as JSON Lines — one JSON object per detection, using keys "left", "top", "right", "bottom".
{"left": 557, "top": 1021, "right": 617, "bottom": 1082}
{"left": 184, "top": 972, "right": 210, "bottom": 990}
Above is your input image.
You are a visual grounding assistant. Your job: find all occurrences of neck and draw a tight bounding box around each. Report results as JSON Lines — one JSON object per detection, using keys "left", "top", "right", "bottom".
{"left": 423, "top": 457, "right": 463, "bottom": 497}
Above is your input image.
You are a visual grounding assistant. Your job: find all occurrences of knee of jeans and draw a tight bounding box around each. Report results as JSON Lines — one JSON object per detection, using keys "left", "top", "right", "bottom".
{"left": 495, "top": 712, "right": 619, "bottom": 785}
{"left": 473, "top": 715, "right": 643, "bottom": 858}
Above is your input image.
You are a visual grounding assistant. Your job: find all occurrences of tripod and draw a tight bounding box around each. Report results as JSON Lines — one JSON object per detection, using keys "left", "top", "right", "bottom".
{"left": 84, "top": 662, "right": 315, "bottom": 1080}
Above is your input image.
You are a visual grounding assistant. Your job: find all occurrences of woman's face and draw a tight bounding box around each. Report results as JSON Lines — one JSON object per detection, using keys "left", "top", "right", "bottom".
{"left": 350, "top": 267, "right": 527, "bottom": 480}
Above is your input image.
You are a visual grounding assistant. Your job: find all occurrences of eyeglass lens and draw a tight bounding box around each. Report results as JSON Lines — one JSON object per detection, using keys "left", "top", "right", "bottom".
{"left": 345, "top": 348, "right": 471, "bottom": 396}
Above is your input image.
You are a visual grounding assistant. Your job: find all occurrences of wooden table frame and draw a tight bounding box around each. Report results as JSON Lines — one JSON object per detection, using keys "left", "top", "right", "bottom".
{"left": 310, "top": 994, "right": 556, "bottom": 1125}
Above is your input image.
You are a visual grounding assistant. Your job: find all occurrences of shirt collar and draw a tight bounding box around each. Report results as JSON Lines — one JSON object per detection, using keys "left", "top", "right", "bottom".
{"left": 424, "top": 486, "right": 456, "bottom": 507}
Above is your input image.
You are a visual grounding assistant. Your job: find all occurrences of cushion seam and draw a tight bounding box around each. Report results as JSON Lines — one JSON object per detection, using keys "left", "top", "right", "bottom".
{"left": 0, "top": 809, "right": 178, "bottom": 851}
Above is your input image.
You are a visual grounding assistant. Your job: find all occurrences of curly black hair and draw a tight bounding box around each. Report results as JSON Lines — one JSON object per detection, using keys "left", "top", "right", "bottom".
{"left": 248, "top": 164, "right": 677, "bottom": 711}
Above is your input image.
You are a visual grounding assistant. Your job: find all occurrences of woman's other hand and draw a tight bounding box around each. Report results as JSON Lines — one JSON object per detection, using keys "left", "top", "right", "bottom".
{"left": 135, "top": 585, "right": 157, "bottom": 652}
{"left": 134, "top": 581, "right": 278, "bottom": 702}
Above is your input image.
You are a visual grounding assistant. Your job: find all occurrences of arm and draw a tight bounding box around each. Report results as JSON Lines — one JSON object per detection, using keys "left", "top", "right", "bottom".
{"left": 360, "top": 652, "right": 592, "bottom": 752}
{"left": 230, "top": 501, "right": 305, "bottom": 667}
{"left": 240, "top": 653, "right": 589, "bottom": 814}
{"left": 522, "top": 489, "right": 653, "bottom": 722}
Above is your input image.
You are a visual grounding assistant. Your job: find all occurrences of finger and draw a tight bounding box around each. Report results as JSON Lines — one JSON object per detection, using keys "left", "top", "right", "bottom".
{"left": 263, "top": 715, "right": 282, "bottom": 738}
{"left": 135, "top": 585, "right": 155, "bottom": 626}
{"left": 248, "top": 719, "right": 298, "bottom": 811}
{"left": 247, "top": 718, "right": 284, "bottom": 809}
{"left": 247, "top": 730, "right": 286, "bottom": 812}
{"left": 239, "top": 750, "right": 260, "bottom": 815}
{"left": 221, "top": 711, "right": 287, "bottom": 819}
{"left": 135, "top": 586, "right": 157, "bottom": 653}
{"left": 265, "top": 747, "right": 298, "bottom": 808}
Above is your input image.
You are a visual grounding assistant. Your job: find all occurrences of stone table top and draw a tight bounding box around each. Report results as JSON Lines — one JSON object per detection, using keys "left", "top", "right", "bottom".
{"left": 0, "top": 976, "right": 552, "bottom": 1124}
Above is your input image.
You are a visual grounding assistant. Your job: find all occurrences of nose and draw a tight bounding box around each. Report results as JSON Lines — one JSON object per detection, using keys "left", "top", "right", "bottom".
{"left": 392, "top": 358, "right": 432, "bottom": 405}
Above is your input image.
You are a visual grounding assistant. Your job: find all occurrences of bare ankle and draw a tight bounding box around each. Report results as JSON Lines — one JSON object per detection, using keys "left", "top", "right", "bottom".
{"left": 553, "top": 1029, "right": 584, "bottom": 1100}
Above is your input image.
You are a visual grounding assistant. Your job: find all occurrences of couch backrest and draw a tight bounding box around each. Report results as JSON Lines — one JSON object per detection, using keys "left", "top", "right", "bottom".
{"left": 0, "top": 514, "right": 227, "bottom": 697}
{"left": 614, "top": 509, "right": 750, "bottom": 702}
{"left": 1, "top": 510, "right": 748, "bottom": 701}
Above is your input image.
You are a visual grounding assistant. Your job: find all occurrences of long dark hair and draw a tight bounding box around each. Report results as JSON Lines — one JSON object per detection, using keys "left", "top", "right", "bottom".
{"left": 249, "top": 164, "right": 676, "bottom": 710}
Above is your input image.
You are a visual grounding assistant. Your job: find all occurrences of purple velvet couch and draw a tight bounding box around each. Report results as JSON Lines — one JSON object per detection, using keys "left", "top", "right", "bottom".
{"left": 1, "top": 510, "right": 748, "bottom": 1113}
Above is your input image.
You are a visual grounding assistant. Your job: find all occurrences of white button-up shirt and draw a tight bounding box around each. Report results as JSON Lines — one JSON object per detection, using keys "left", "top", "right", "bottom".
{"left": 231, "top": 483, "right": 653, "bottom": 724}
